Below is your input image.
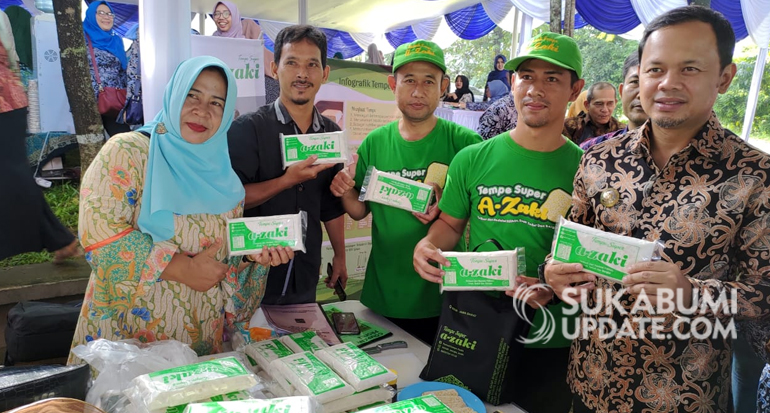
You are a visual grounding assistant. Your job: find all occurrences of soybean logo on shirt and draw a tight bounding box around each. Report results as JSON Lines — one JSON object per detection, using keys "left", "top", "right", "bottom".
{"left": 475, "top": 184, "right": 572, "bottom": 223}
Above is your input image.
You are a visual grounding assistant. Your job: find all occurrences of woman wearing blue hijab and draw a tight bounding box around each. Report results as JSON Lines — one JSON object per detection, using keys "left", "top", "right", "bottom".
{"left": 484, "top": 54, "right": 510, "bottom": 100}
{"left": 83, "top": 1, "right": 130, "bottom": 136}
{"left": 69, "top": 56, "right": 293, "bottom": 359}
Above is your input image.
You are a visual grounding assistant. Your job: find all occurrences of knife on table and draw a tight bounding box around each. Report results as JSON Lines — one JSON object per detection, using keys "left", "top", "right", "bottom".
{"left": 362, "top": 340, "right": 408, "bottom": 354}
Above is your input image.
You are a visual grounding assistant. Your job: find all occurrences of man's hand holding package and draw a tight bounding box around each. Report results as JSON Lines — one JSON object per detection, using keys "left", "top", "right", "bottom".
{"left": 623, "top": 260, "right": 693, "bottom": 309}
{"left": 413, "top": 239, "right": 448, "bottom": 284}
{"left": 544, "top": 261, "right": 596, "bottom": 302}
{"left": 330, "top": 154, "right": 358, "bottom": 197}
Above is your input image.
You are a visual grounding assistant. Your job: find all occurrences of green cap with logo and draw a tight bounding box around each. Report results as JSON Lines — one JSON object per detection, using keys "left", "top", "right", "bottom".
{"left": 392, "top": 40, "right": 446, "bottom": 74}
{"left": 505, "top": 32, "right": 583, "bottom": 78}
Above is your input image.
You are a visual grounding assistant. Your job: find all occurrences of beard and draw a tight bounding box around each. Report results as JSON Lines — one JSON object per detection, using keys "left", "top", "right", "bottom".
{"left": 522, "top": 115, "right": 550, "bottom": 128}
{"left": 291, "top": 97, "right": 311, "bottom": 106}
{"left": 653, "top": 116, "right": 686, "bottom": 129}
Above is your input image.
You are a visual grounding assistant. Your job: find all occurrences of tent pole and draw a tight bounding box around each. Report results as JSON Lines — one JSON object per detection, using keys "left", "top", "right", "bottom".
{"left": 139, "top": 0, "right": 191, "bottom": 121}
{"left": 199, "top": 13, "right": 206, "bottom": 35}
{"left": 511, "top": 8, "right": 520, "bottom": 58}
{"left": 741, "top": 48, "right": 768, "bottom": 142}
{"left": 299, "top": 0, "right": 308, "bottom": 24}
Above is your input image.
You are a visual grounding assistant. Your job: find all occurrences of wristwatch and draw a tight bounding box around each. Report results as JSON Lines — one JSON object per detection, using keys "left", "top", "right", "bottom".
{"left": 537, "top": 260, "right": 562, "bottom": 306}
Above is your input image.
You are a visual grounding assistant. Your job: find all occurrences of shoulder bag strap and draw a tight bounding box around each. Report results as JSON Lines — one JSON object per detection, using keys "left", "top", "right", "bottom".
{"left": 85, "top": 35, "right": 102, "bottom": 89}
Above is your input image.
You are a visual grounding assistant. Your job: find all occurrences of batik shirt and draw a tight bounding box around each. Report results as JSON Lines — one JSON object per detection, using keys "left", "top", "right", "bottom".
{"left": 69, "top": 132, "right": 269, "bottom": 361}
{"left": 86, "top": 42, "right": 127, "bottom": 100}
{"left": 476, "top": 94, "right": 518, "bottom": 140}
{"left": 567, "top": 114, "right": 770, "bottom": 412}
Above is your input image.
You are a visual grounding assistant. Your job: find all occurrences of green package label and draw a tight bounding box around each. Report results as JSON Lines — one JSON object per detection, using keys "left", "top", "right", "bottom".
{"left": 183, "top": 398, "right": 310, "bottom": 413}
{"left": 282, "top": 133, "right": 345, "bottom": 163}
{"left": 253, "top": 340, "right": 294, "bottom": 360}
{"left": 165, "top": 391, "right": 249, "bottom": 413}
{"left": 553, "top": 225, "right": 649, "bottom": 281}
{"left": 328, "top": 343, "right": 388, "bottom": 380}
{"left": 371, "top": 175, "right": 431, "bottom": 213}
{"left": 228, "top": 218, "right": 298, "bottom": 253}
{"left": 358, "top": 395, "right": 453, "bottom": 413}
{"left": 442, "top": 256, "right": 511, "bottom": 289}
{"left": 147, "top": 357, "right": 248, "bottom": 389}
{"left": 284, "top": 353, "right": 346, "bottom": 395}
{"left": 286, "top": 331, "right": 325, "bottom": 352}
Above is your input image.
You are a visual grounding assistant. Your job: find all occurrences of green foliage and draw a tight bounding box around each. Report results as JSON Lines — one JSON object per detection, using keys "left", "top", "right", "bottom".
{"left": 572, "top": 27, "right": 638, "bottom": 89}
{"left": 0, "top": 181, "right": 79, "bottom": 267}
{"left": 714, "top": 49, "right": 770, "bottom": 140}
{"left": 443, "top": 27, "right": 513, "bottom": 92}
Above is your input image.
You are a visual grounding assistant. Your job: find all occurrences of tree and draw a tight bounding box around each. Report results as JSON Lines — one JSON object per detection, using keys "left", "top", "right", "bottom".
{"left": 443, "top": 27, "right": 512, "bottom": 92}
{"left": 53, "top": 0, "right": 105, "bottom": 171}
{"left": 714, "top": 49, "right": 770, "bottom": 139}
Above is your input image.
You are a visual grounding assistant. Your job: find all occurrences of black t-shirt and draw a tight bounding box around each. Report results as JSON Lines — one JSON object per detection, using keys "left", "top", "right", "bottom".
{"left": 227, "top": 100, "right": 344, "bottom": 304}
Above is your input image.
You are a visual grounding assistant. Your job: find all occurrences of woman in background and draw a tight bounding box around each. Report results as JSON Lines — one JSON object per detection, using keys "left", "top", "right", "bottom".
{"left": 443, "top": 75, "right": 474, "bottom": 103}
{"left": 0, "top": 13, "right": 79, "bottom": 263}
{"left": 117, "top": 23, "right": 142, "bottom": 127}
{"left": 484, "top": 54, "right": 510, "bottom": 101}
{"left": 83, "top": 1, "right": 130, "bottom": 137}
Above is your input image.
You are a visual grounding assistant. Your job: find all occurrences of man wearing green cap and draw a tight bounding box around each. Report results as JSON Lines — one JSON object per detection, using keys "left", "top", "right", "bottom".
{"left": 413, "top": 32, "right": 585, "bottom": 413}
{"left": 330, "top": 40, "right": 481, "bottom": 343}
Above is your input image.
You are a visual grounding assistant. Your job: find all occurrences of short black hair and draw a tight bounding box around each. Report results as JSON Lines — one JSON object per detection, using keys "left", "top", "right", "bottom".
{"left": 274, "top": 25, "right": 328, "bottom": 68}
{"left": 621, "top": 52, "right": 639, "bottom": 81}
{"left": 586, "top": 82, "right": 615, "bottom": 102}
{"left": 639, "top": 5, "right": 735, "bottom": 70}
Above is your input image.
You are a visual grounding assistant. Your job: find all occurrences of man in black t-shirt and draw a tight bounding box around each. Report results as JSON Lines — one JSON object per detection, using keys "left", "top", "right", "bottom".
{"left": 228, "top": 25, "right": 347, "bottom": 304}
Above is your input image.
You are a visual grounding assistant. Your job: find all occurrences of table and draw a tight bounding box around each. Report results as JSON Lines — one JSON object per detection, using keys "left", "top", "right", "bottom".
{"left": 434, "top": 107, "right": 484, "bottom": 132}
{"left": 334, "top": 300, "right": 528, "bottom": 413}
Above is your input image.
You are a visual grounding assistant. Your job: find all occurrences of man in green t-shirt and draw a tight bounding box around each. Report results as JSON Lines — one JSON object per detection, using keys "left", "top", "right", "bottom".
{"left": 330, "top": 40, "right": 481, "bottom": 344}
{"left": 413, "top": 33, "right": 585, "bottom": 413}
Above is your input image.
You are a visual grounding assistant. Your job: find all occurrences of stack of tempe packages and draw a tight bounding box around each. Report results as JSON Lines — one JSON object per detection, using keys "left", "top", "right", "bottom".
{"left": 245, "top": 331, "right": 397, "bottom": 413}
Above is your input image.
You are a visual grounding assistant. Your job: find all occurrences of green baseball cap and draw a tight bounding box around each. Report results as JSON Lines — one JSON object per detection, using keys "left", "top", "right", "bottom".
{"left": 392, "top": 40, "right": 446, "bottom": 74}
{"left": 505, "top": 32, "right": 583, "bottom": 78}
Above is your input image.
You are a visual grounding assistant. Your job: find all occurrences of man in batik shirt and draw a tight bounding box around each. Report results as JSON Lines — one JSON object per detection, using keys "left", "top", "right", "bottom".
{"left": 544, "top": 6, "right": 770, "bottom": 412}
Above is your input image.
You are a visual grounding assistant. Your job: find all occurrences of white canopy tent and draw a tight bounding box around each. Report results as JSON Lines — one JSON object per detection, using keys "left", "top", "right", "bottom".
{"left": 96, "top": 0, "right": 767, "bottom": 140}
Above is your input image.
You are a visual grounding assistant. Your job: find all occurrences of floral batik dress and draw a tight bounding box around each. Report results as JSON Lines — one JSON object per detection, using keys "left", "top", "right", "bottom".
{"left": 69, "top": 132, "right": 267, "bottom": 362}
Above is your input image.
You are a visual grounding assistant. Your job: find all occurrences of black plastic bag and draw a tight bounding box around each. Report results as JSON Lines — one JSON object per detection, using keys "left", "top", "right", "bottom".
{"left": 420, "top": 290, "right": 534, "bottom": 405}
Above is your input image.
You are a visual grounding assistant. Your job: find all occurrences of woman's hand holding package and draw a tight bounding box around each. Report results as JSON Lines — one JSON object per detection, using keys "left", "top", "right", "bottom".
{"left": 249, "top": 246, "right": 294, "bottom": 267}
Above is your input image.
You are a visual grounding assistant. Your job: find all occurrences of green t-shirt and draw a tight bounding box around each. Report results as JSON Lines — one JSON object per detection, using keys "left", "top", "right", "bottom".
{"left": 440, "top": 132, "right": 583, "bottom": 348}
{"left": 355, "top": 118, "right": 481, "bottom": 319}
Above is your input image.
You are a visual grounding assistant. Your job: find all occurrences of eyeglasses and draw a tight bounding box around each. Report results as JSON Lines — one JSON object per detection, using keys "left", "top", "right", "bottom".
{"left": 213, "top": 11, "right": 231, "bottom": 19}
{"left": 96, "top": 10, "right": 114, "bottom": 17}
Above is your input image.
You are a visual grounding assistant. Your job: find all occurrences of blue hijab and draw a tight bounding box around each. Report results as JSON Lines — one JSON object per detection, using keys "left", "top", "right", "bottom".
{"left": 83, "top": 1, "right": 127, "bottom": 69}
{"left": 487, "top": 80, "right": 508, "bottom": 102}
{"left": 486, "top": 54, "right": 510, "bottom": 90}
{"left": 136, "top": 56, "right": 244, "bottom": 242}
{"left": 124, "top": 23, "right": 138, "bottom": 41}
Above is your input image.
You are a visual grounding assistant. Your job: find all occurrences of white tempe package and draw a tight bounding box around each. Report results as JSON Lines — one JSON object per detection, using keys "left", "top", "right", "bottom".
{"left": 183, "top": 396, "right": 317, "bottom": 413}
{"left": 125, "top": 357, "right": 257, "bottom": 411}
{"left": 323, "top": 386, "right": 395, "bottom": 413}
{"left": 244, "top": 338, "right": 294, "bottom": 371}
{"left": 270, "top": 351, "right": 355, "bottom": 404}
{"left": 551, "top": 217, "right": 661, "bottom": 283}
{"left": 279, "top": 330, "right": 329, "bottom": 353}
{"left": 316, "top": 343, "right": 397, "bottom": 392}
{"left": 440, "top": 249, "right": 524, "bottom": 293}
{"left": 227, "top": 212, "right": 307, "bottom": 255}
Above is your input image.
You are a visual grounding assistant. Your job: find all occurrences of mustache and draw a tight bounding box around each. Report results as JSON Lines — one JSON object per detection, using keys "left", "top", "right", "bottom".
{"left": 292, "top": 80, "right": 313, "bottom": 87}
{"left": 522, "top": 97, "right": 550, "bottom": 106}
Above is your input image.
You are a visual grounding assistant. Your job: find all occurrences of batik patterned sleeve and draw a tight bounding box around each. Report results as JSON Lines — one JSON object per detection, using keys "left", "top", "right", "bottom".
{"left": 78, "top": 132, "right": 178, "bottom": 319}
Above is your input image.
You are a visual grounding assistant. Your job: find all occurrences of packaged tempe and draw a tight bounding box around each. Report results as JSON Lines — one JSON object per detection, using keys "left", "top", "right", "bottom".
{"left": 323, "top": 385, "right": 395, "bottom": 413}
{"left": 279, "top": 330, "right": 329, "bottom": 353}
{"left": 270, "top": 351, "right": 355, "bottom": 403}
{"left": 357, "top": 395, "right": 453, "bottom": 413}
{"left": 551, "top": 217, "right": 662, "bottom": 283}
{"left": 439, "top": 249, "right": 524, "bottom": 293}
{"left": 358, "top": 166, "right": 434, "bottom": 214}
{"left": 124, "top": 357, "right": 257, "bottom": 411}
{"left": 316, "top": 343, "right": 397, "bottom": 392}
{"left": 244, "top": 338, "right": 294, "bottom": 371}
{"left": 227, "top": 212, "right": 307, "bottom": 255}
{"left": 160, "top": 389, "right": 252, "bottom": 413}
{"left": 183, "top": 396, "right": 318, "bottom": 413}
{"left": 280, "top": 130, "right": 350, "bottom": 168}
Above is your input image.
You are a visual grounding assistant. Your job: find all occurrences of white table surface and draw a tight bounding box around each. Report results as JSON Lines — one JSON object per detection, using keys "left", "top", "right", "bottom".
{"left": 434, "top": 107, "right": 484, "bottom": 131}
{"left": 334, "top": 300, "right": 528, "bottom": 413}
